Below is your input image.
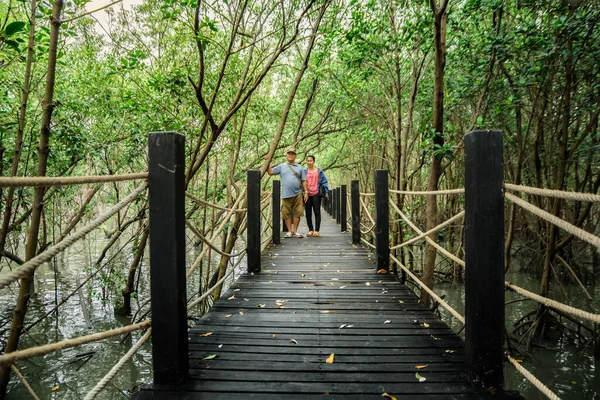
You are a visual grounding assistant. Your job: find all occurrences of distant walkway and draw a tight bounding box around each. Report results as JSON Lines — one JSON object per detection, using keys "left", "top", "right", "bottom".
{"left": 134, "top": 214, "right": 495, "bottom": 399}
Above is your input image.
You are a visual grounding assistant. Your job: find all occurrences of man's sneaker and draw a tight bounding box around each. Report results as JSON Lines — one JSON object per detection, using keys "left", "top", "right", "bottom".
{"left": 284, "top": 232, "right": 292, "bottom": 238}
{"left": 293, "top": 233, "right": 304, "bottom": 238}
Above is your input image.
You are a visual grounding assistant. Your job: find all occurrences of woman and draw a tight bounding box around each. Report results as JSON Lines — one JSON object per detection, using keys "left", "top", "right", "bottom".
{"left": 303, "top": 155, "right": 329, "bottom": 237}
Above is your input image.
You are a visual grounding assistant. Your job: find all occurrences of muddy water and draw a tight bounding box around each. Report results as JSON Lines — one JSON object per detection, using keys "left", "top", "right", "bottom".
{"left": 2, "top": 235, "right": 599, "bottom": 399}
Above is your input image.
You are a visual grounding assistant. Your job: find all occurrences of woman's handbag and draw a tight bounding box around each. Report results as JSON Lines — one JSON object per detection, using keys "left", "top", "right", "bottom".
{"left": 319, "top": 185, "right": 326, "bottom": 198}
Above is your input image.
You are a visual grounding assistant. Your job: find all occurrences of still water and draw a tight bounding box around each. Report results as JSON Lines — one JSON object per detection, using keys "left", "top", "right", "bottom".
{"left": 1, "top": 234, "right": 599, "bottom": 399}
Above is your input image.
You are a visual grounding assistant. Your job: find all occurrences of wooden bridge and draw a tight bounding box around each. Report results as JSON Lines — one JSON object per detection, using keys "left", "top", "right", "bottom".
{"left": 11, "top": 130, "right": 598, "bottom": 398}
{"left": 133, "top": 215, "right": 500, "bottom": 399}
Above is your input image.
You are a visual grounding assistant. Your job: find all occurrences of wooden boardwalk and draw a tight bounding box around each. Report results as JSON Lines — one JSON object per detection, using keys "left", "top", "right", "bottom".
{"left": 134, "top": 214, "right": 496, "bottom": 399}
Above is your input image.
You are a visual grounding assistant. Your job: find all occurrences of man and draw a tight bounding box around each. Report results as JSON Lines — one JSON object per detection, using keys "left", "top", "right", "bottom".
{"left": 267, "top": 147, "right": 309, "bottom": 238}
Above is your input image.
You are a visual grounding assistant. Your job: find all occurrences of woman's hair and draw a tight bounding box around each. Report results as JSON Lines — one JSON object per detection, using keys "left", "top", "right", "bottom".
{"left": 307, "top": 155, "right": 315, "bottom": 162}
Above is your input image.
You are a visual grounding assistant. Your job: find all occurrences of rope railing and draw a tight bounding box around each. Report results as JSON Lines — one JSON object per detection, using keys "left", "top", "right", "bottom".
{"left": 186, "top": 190, "right": 247, "bottom": 279}
{"left": 506, "top": 355, "right": 560, "bottom": 400}
{"left": 505, "top": 192, "right": 600, "bottom": 249}
{"left": 11, "top": 364, "right": 40, "bottom": 400}
{"left": 505, "top": 183, "right": 600, "bottom": 202}
{"left": 0, "top": 183, "right": 147, "bottom": 290}
{"left": 389, "top": 199, "right": 465, "bottom": 267}
{"left": 390, "top": 254, "right": 465, "bottom": 325}
{"left": 389, "top": 188, "right": 465, "bottom": 195}
{"left": 505, "top": 281, "right": 600, "bottom": 324}
{"left": 0, "top": 172, "right": 148, "bottom": 187}
{"left": 0, "top": 320, "right": 150, "bottom": 365}
{"left": 185, "top": 192, "right": 247, "bottom": 212}
{"left": 84, "top": 328, "right": 152, "bottom": 400}
{"left": 390, "top": 210, "right": 465, "bottom": 251}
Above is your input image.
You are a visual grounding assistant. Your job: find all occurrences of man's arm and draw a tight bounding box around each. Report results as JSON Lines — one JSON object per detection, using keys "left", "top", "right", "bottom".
{"left": 267, "top": 163, "right": 274, "bottom": 176}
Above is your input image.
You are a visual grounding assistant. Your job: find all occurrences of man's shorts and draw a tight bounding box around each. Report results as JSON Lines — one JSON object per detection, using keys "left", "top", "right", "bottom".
{"left": 281, "top": 194, "right": 304, "bottom": 220}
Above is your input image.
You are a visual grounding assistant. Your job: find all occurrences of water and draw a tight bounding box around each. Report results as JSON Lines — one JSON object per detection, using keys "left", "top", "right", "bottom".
{"left": 1, "top": 229, "right": 244, "bottom": 400}
{"left": 2, "top": 234, "right": 599, "bottom": 399}
{"left": 435, "top": 271, "right": 600, "bottom": 399}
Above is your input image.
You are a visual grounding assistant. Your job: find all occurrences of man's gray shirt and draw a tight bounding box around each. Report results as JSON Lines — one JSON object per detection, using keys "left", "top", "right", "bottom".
{"left": 272, "top": 162, "right": 306, "bottom": 199}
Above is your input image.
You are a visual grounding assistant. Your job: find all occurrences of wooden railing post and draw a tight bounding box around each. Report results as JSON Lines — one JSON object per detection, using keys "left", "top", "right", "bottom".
{"left": 272, "top": 180, "right": 281, "bottom": 245}
{"left": 336, "top": 187, "right": 341, "bottom": 224}
{"left": 464, "top": 130, "right": 504, "bottom": 390}
{"left": 247, "top": 170, "right": 261, "bottom": 273}
{"left": 375, "top": 170, "right": 389, "bottom": 271}
{"left": 341, "top": 184, "right": 347, "bottom": 232}
{"left": 332, "top": 188, "right": 336, "bottom": 220}
{"left": 351, "top": 180, "right": 360, "bottom": 244}
{"left": 148, "top": 131, "right": 188, "bottom": 385}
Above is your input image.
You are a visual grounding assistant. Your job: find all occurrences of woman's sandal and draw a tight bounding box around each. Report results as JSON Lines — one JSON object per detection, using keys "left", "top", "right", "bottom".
{"left": 307, "top": 231, "right": 314, "bottom": 237}
{"left": 313, "top": 231, "right": 320, "bottom": 237}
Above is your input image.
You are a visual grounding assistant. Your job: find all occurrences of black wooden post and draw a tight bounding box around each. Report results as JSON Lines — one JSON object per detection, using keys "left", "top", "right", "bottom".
{"left": 351, "top": 180, "right": 360, "bottom": 244}
{"left": 464, "top": 130, "right": 504, "bottom": 390}
{"left": 341, "top": 184, "right": 347, "bottom": 232}
{"left": 272, "top": 180, "right": 281, "bottom": 245}
{"left": 148, "top": 131, "right": 188, "bottom": 385}
{"left": 332, "top": 188, "right": 336, "bottom": 219}
{"left": 336, "top": 187, "right": 341, "bottom": 224}
{"left": 247, "top": 170, "right": 261, "bottom": 273}
{"left": 375, "top": 170, "right": 389, "bottom": 271}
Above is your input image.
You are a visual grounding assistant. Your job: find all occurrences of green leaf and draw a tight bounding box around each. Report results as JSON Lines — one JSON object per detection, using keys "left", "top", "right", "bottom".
{"left": 5, "top": 21, "right": 26, "bottom": 36}
{"left": 202, "top": 353, "right": 219, "bottom": 360}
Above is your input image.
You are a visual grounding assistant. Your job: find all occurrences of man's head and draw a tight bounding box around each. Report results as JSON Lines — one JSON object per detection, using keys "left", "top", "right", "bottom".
{"left": 285, "top": 147, "right": 297, "bottom": 163}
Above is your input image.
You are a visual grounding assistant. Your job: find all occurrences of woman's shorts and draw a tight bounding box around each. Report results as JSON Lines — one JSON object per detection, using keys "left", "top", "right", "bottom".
{"left": 281, "top": 194, "right": 304, "bottom": 219}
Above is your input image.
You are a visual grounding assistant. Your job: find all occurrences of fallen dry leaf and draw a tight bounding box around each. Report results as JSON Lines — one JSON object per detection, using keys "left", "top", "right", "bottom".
{"left": 289, "top": 339, "right": 298, "bottom": 345}
{"left": 382, "top": 393, "right": 397, "bottom": 400}
{"left": 325, "top": 353, "right": 335, "bottom": 364}
{"left": 365, "top": 282, "right": 371, "bottom": 286}
{"left": 445, "top": 350, "right": 456, "bottom": 354}
{"left": 257, "top": 304, "right": 266, "bottom": 308}
{"left": 272, "top": 334, "right": 276, "bottom": 338}
{"left": 415, "top": 364, "right": 428, "bottom": 369}
{"left": 52, "top": 386, "right": 59, "bottom": 392}
{"left": 202, "top": 354, "right": 219, "bottom": 360}
{"left": 228, "top": 295, "right": 236, "bottom": 300}
{"left": 339, "top": 324, "right": 347, "bottom": 329}
{"left": 199, "top": 332, "right": 213, "bottom": 337}
{"left": 301, "top": 274, "right": 306, "bottom": 277}
{"left": 423, "top": 322, "right": 430, "bottom": 328}
{"left": 339, "top": 285, "right": 347, "bottom": 289}
{"left": 224, "top": 314, "right": 233, "bottom": 318}
{"left": 376, "top": 269, "right": 388, "bottom": 274}
{"left": 239, "top": 312, "right": 244, "bottom": 316}
{"left": 384, "top": 320, "right": 391, "bottom": 324}
{"left": 415, "top": 372, "right": 426, "bottom": 382}
{"left": 244, "top": 298, "right": 249, "bottom": 301}
{"left": 398, "top": 300, "right": 405, "bottom": 304}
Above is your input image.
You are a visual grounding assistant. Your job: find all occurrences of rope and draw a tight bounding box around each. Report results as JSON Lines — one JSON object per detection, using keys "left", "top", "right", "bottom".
{"left": 11, "top": 364, "right": 40, "bottom": 400}
{"left": 390, "top": 200, "right": 465, "bottom": 267}
{"left": 0, "top": 321, "right": 150, "bottom": 365}
{"left": 360, "top": 237, "right": 376, "bottom": 249}
{"left": 389, "top": 188, "right": 465, "bottom": 195}
{"left": 505, "top": 282, "right": 600, "bottom": 323}
{"left": 506, "top": 355, "right": 560, "bottom": 400}
{"left": 0, "top": 184, "right": 147, "bottom": 290}
{"left": 185, "top": 221, "right": 245, "bottom": 258}
{"left": 359, "top": 192, "right": 375, "bottom": 196}
{"left": 359, "top": 197, "right": 376, "bottom": 226}
{"left": 505, "top": 183, "right": 600, "bottom": 203}
{"left": 391, "top": 210, "right": 465, "bottom": 250}
{"left": 187, "top": 263, "right": 239, "bottom": 310}
{"left": 186, "top": 189, "right": 247, "bottom": 279}
{"left": 390, "top": 254, "right": 465, "bottom": 324}
{"left": 505, "top": 192, "right": 600, "bottom": 249}
{"left": 0, "top": 173, "right": 148, "bottom": 188}
{"left": 84, "top": 328, "right": 152, "bottom": 400}
{"left": 185, "top": 192, "right": 247, "bottom": 212}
